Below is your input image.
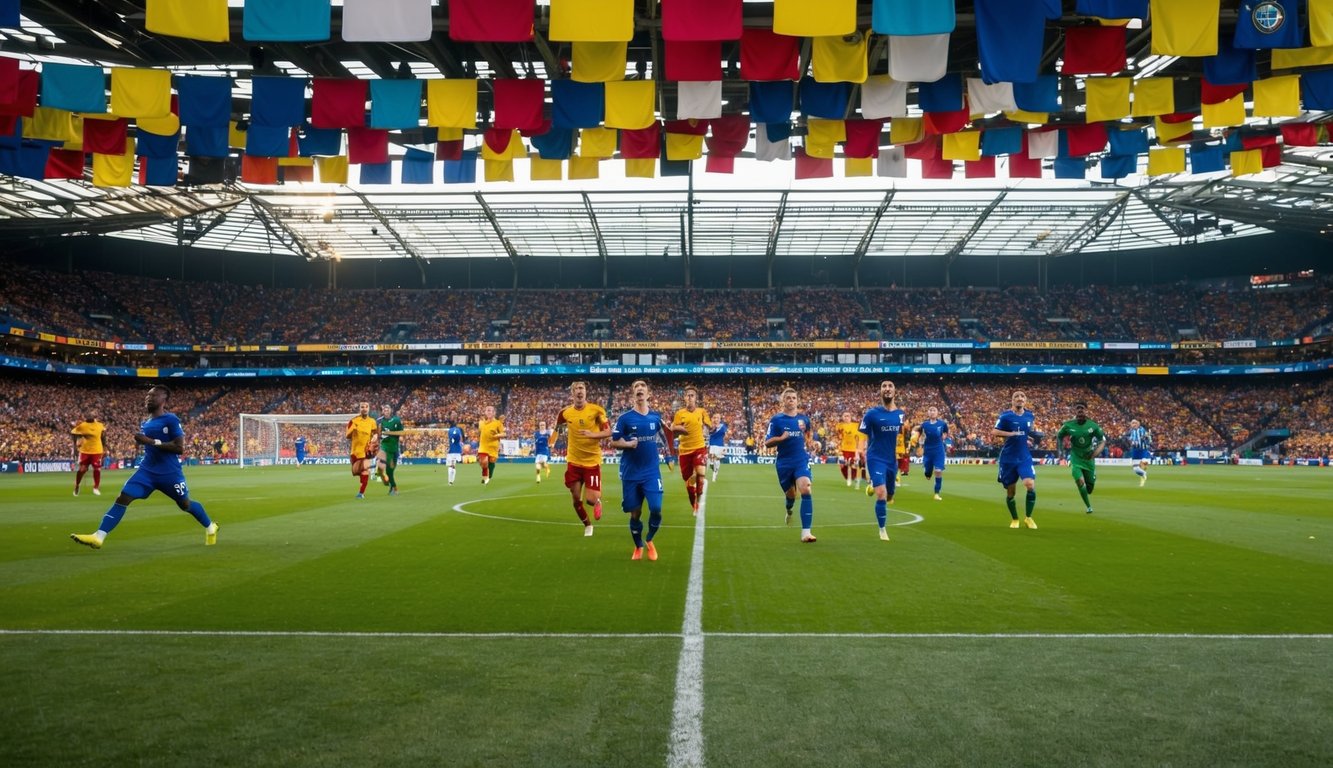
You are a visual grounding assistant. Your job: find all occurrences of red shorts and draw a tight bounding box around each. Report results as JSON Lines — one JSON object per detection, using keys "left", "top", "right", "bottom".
{"left": 564, "top": 463, "right": 601, "bottom": 491}
{"left": 841, "top": 450, "right": 858, "bottom": 465}
{"left": 78, "top": 452, "right": 103, "bottom": 468}
{"left": 679, "top": 448, "right": 708, "bottom": 480}
{"left": 478, "top": 452, "right": 494, "bottom": 463}
{"left": 350, "top": 452, "right": 371, "bottom": 472}
{"left": 898, "top": 456, "right": 910, "bottom": 474}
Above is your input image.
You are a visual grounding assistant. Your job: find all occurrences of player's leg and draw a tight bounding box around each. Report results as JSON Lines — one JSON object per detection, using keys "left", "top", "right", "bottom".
{"left": 91, "top": 455, "right": 102, "bottom": 493}
{"left": 795, "top": 472, "right": 815, "bottom": 542}
{"left": 779, "top": 467, "right": 797, "bottom": 525}
{"left": 70, "top": 473, "right": 152, "bottom": 548}
{"left": 74, "top": 454, "right": 89, "bottom": 495}
{"left": 1139, "top": 458, "right": 1149, "bottom": 485}
{"left": 385, "top": 451, "right": 398, "bottom": 493}
{"left": 645, "top": 481, "right": 664, "bottom": 561}
{"left": 999, "top": 464, "right": 1021, "bottom": 526}
{"left": 585, "top": 467, "right": 602, "bottom": 521}
{"left": 164, "top": 475, "right": 218, "bottom": 543}
{"left": 479, "top": 453, "right": 490, "bottom": 483}
{"left": 376, "top": 449, "right": 389, "bottom": 484}
{"left": 625, "top": 481, "right": 646, "bottom": 557}
{"left": 680, "top": 452, "right": 697, "bottom": 510}
{"left": 840, "top": 453, "right": 850, "bottom": 484}
{"left": 1085, "top": 466, "right": 1097, "bottom": 496}
{"left": 535, "top": 456, "right": 542, "bottom": 483}
{"left": 1073, "top": 463, "right": 1092, "bottom": 512}
{"left": 357, "top": 455, "right": 371, "bottom": 497}
{"left": 447, "top": 455, "right": 458, "bottom": 485}
{"left": 694, "top": 454, "right": 707, "bottom": 509}
{"left": 1022, "top": 470, "right": 1038, "bottom": 527}
{"left": 564, "top": 465, "right": 591, "bottom": 529}
{"left": 869, "top": 459, "right": 891, "bottom": 539}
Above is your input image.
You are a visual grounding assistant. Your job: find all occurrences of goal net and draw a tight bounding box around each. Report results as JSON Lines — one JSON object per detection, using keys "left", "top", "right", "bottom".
{"left": 238, "top": 413, "right": 358, "bottom": 467}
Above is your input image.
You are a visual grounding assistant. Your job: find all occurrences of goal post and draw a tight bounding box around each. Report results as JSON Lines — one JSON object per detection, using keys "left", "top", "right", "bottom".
{"left": 238, "top": 413, "right": 358, "bottom": 467}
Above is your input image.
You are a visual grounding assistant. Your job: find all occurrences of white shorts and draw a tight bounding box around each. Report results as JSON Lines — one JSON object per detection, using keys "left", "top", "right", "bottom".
{"left": 708, "top": 445, "right": 725, "bottom": 458}
{"left": 535, "top": 453, "right": 549, "bottom": 464}
{"left": 447, "top": 453, "right": 462, "bottom": 466}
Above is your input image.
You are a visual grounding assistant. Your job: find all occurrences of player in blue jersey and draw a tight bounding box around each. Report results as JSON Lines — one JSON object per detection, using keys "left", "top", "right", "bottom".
{"left": 610, "top": 380, "right": 675, "bottom": 561}
{"left": 993, "top": 389, "right": 1040, "bottom": 529}
{"left": 915, "top": 406, "right": 950, "bottom": 501}
{"left": 70, "top": 385, "right": 217, "bottom": 549}
{"left": 1126, "top": 418, "right": 1152, "bottom": 486}
{"left": 446, "top": 419, "right": 464, "bottom": 486}
{"left": 860, "top": 380, "right": 909, "bottom": 541}
{"left": 764, "top": 387, "right": 818, "bottom": 543}
{"left": 707, "top": 417, "right": 727, "bottom": 482}
{"left": 533, "top": 420, "right": 552, "bottom": 484}
{"left": 294, "top": 435, "right": 307, "bottom": 466}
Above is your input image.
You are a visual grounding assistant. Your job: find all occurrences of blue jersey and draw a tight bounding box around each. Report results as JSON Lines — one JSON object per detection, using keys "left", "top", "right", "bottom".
{"left": 859, "top": 406, "right": 907, "bottom": 463}
{"left": 612, "top": 409, "right": 668, "bottom": 483}
{"left": 995, "top": 409, "right": 1036, "bottom": 464}
{"left": 138, "top": 412, "right": 184, "bottom": 475}
{"left": 1235, "top": 0, "right": 1305, "bottom": 50}
{"left": 295, "top": 437, "right": 306, "bottom": 453}
{"left": 920, "top": 419, "right": 948, "bottom": 452}
{"left": 534, "top": 430, "right": 550, "bottom": 456}
{"left": 448, "top": 427, "right": 464, "bottom": 454}
{"left": 709, "top": 422, "right": 727, "bottom": 447}
{"left": 766, "top": 412, "right": 812, "bottom": 465}
{"left": 1127, "top": 426, "right": 1151, "bottom": 450}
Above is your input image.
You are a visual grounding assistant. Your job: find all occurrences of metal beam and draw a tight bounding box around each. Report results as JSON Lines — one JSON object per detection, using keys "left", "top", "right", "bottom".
{"left": 946, "top": 190, "right": 1008, "bottom": 259}
{"left": 352, "top": 191, "right": 428, "bottom": 284}
{"left": 765, "top": 191, "right": 789, "bottom": 288}
{"left": 1132, "top": 186, "right": 1201, "bottom": 238}
{"left": 852, "top": 191, "right": 895, "bottom": 289}
{"left": 249, "top": 197, "right": 323, "bottom": 261}
{"left": 581, "top": 193, "right": 609, "bottom": 288}
{"left": 474, "top": 193, "right": 520, "bottom": 287}
{"left": 1048, "top": 191, "right": 1130, "bottom": 257}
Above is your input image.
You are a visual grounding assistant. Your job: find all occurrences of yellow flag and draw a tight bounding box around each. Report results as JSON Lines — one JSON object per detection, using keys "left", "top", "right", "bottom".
{"left": 1154, "top": 117, "right": 1194, "bottom": 143}
{"left": 1272, "top": 45, "right": 1333, "bottom": 69}
{"left": 1312, "top": 0, "right": 1333, "bottom": 46}
{"left": 437, "top": 127, "right": 464, "bottom": 142}
{"left": 1146, "top": 147, "right": 1185, "bottom": 176}
{"left": 806, "top": 118, "right": 846, "bottom": 159}
{"left": 1084, "top": 78, "right": 1131, "bottom": 123}
{"left": 138, "top": 113, "right": 181, "bottom": 136}
{"left": 624, "top": 158, "right": 656, "bottom": 178}
{"left": 941, "top": 131, "right": 981, "bottom": 161}
{"left": 146, "top": 0, "right": 229, "bottom": 43}
{"left": 568, "top": 156, "right": 601, "bottom": 179}
{"left": 666, "top": 132, "right": 704, "bottom": 161}
{"left": 812, "top": 31, "right": 869, "bottom": 84}
{"left": 579, "top": 127, "right": 618, "bottom": 158}
{"left": 775, "top": 0, "right": 855, "bottom": 37}
{"left": 530, "top": 158, "right": 563, "bottom": 180}
{"left": 572, "top": 42, "right": 627, "bottom": 83}
{"left": 604, "top": 81, "right": 656, "bottom": 130}
{"left": 1230, "top": 149, "right": 1262, "bottom": 177}
{"left": 1004, "top": 110, "right": 1049, "bottom": 125}
{"left": 229, "top": 121, "right": 247, "bottom": 149}
{"left": 427, "top": 80, "right": 479, "bottom": 129}
{"left": 23, "top": 107, "right": 78, "bottom": 143}
{"left": 317, "top": 156, "right": 349, "bottom": 184}
{"left": 1252, "top": 76, "right": 1301, "bottom": 118}
{"left": 1131, "top": 78, "right": 1174, "bottom": 117}
{"left": 1201, "top": 94, "right": 1244, "bottom": 129}
{"left": 110, "top": 68, "right": 172, "bottom": 118}
{"left": 1149, "top": 0, "right": 1217, "bottom": 56}
{"left": 92, "top": 138, "right": 135, "bottom": 188}
{"left": 484, "top": 158, "right": 515, "bottom": 182}
{"left": 550, "top": 0, "right": 633, "bottom": 42}
{"left": 278, "top": 156, "right": 314, "bottom": 167}
{"left": 845, "top": 156, "right": 874, "bottom": 177}
{"left": 889, "top": 117, "right": 923, "bottom": 144}
{"left": 63, "top": 115, "right": 84, "bottom": 151}
{"left": 482, "top": 129, "right": 527, "bottom": 160}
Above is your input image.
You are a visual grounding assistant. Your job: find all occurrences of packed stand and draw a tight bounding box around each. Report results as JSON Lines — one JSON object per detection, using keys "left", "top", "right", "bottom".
{"left": 683, "top": 289, "right": 778, "bottom": 340}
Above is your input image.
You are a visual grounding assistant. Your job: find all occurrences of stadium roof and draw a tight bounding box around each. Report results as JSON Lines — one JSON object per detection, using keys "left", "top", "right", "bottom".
{"left": 0, "top": 1, "right": 1330, "bottom": 263}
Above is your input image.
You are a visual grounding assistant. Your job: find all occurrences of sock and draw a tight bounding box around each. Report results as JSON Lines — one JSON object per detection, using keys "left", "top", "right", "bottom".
{"left": 696, "top": 477, "right": 705, "bottom": 501}
{"left": 686, "top": 485, "right": 697, "bottom": 507}
{"left": 99, "top": 502, "right": 128, "bottom": 534}
{"left": 1025, "top": 489, "right": 1036, "bottom": 517}
{"left": 630, "top": 518, "right": 644, "bottom": 548}
{"left": 447, "top": 465, "right": 456, "bottom": 483}
{"left": 482, "top": 463, "right": 490, "bottom": 479}
{"left": 1086, "top": 477, "right": 1096, "bottom": 495}
{"left": 1077, "top": 483, "right": 1091, "bottom": 508}
{"left": 874, "top": 499, "right": 887, "bottom": 528}
{"left": 799, "top": 494, "right": 813, "bottom": 529}
{"left": 572, "top": 498, "right": 589, "bottom": 524}
{"left": 75, "top": 467, "right": 87, "bottom": 488}
{"left": 934, "top": 476, "right": 943, "bottom": 494}
{"left": 840, "top": 464, "right": 848, "bottom": 480}
{"left": 647, "top": 508, "right": 662, "bottom": 541}
{"left": 186, "top": 500, "right": 211, "bottom": 527}
{"left": 359, "top": 474, "right": 369, "bottom": 493}
{"left": 92, "top": 466, "right": 101, "bottom": 488}
{"left": 1006, "top": 497, "right": 1018, "bottom": 520}
{"left": 785, "top": 497, "right": 795, "bottom": 513}
{"left": 386, "top": 465, "right": 396, "bottom": 489}
{"left": 489, "top": 461, "right": 497, "bottom": 480}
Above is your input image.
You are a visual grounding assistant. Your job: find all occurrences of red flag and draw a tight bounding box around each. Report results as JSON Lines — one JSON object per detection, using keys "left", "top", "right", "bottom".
{"left": 83, "top": 118, "right": 130, "bottom": 155}
{"left": 241, "top": 154, "right": 279, "bottom": 184}
{"left": 1064, "top": 122, "right": 1108, "bottom": 156}
{"left": 665, "top": 39, "right": 722, "bottom": 82}
{"left": 664, "top": 118, "right": 710, "bottom": 136}
{"left": 493, "top": 78, "right": 545, "bottom": 132}
{"left": 0, "top": 57, "right": 18, "bottom": 104}
{"left": 843, "top": 119, "right": 883, "bottom": 158}
{"left": 1159, "top": 111, "right": 1199, "bottom": 123}
{"left": 483, "top": 127, "right": 514, "bottom": 154}
{"left": 620, "top": 122, "right": 662, "bottom": 158}
{"left": 311, "top": 78, "right": 368, "bottom": 129}
{"left": 0, "top": 70, "right": 38, "bottom": 117}
{"left": 662, "top": 0, "right": 742, "bottom": 41}
{"left": 282, "top": 164, "right": 315, "bottom": 183}
{"left": 1200, "top": 78, "right": 1247, "bottom": 105}
{"left": 903, "top": 136, "right": 939, "bottom": 161}
{"left": 347, "top": 126, "right": 389, "bottom": 164}
{"left": 794, "top": 147, "right": 833, "bottom": 179}
{"left": 448, "top": 0, "right": 534, "bottom": 42}
{"left": 923, "top": 106, "right": 969, "bottom": 136}
{"left": 436, "top": 139, "right": 464, "bottom": 160}
{"left": 920, "top": 155, "right": 954, "bottom": 179}
{"left": 741, "top": 28, "right": 800, "bottom": 81}
{"left": 706, "top": 114, "right": 750, "bottom": 156}
{"left": 45, "top": 148, "right": 86, "bottom": 180}
{"left": 1258, "top": 143, "right": 1281, "bottom": 167}
{"left": 1279, "top": 123, "right": 1319, "bottom": 146}
{"left": 1007, "top": 152, "right": 1043, "bottom": 178}
{"left": 1061, "top": 25, "right": 1126, "bottom": 75}
{"left": 704, "top": 154, "right": 735, "bottom": 173}
{"left": 965, "top": 156, "right": 997, "bottom": 178}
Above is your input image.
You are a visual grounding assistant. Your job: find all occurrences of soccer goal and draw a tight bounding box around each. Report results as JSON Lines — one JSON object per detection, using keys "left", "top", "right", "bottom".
{"left": 238, "top": 413, "right": 358, "bottom": 467}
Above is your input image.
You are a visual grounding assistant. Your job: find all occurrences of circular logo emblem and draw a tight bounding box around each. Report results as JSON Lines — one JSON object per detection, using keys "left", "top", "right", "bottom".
{"left": 1253, "top": 2, "right": 1285, "bottom": 34}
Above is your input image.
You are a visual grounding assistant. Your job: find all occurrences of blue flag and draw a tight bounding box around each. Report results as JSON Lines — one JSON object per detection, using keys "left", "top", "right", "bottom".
{"left": 298, "top": 125, "right": 342, "bottom": 156}
{"left": 750, "top": 81, "right": 795, "bottom": 124}
{"left": 443, "top": 148, "right": 477, "bottom": 183}
{"left": 530, "top": 127, "right": 574, "bottom": 160}
{"left": 981, "top": 127, "right": 1023, "bottom": 156}
{"left": 1189, "top": 143, "right": 1227, "bottom": 173}
{"left": 797, "top": 77, "right": 851, "bottom": 119}
{"left": 176, "top": 76, "right": 233, "bottom": 127}
{"left": 360, "top": 161, "right": 393, "bottom": 184}
{"left": 243, "top": 0, "right": 332, "bottom": 42}
{"left": 40, "top": 63, "right": 107, "bottom": 114}
{"left": 1234, "top": 0, "right": 1305, "bottom": 50}
{"left": 1204, "top": 39, "right": 1257, "bottom": 86}
{"left": 1053, "top": 157, "right": 1087, "bottom": 179}
{"left": 1014, "top": 75, "right": 1060, "bottom": 112}
{"left": 1099, "top": 154, "right": 1136, "bottom": 179}
{"left": 185, "top": 125, "right": 229, "bottom": 158}
{"left": 917, "top": 73, "right": 963, "bottom": 113}
{"left": 1107, "top": 128, "right": 1149, "bottom": 156}
{"left": 551, "top": 80, "right": 604, "bottom": 130}
{"left": 400, "top": 147, "right": 434, "bottom": 184}
{"left": 244, "top": 124, "right": 290, "bottom": 157}
{"left": 251, "top": 77, "right": 309, "bottom": 127}
{"left": 369, "top": 79, "right": 422, "bottom": 130}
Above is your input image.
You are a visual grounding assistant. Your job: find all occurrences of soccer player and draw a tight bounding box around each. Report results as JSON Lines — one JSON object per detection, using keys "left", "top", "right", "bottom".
{"left": 610, "top": 380, "right": 674, "bottom": 560}
{"left": 670, "top": 385, "right": 711, "bottom": 516}
{"left": 835, "top": 411, "right": 862, "bottom": 488}
{"left": 896, "top": 428, "right": 912, "bottom": 485}
{"left": 477, "top": 405, "right": 505, "bottom": 485}
{"left": 993, "top": 390, "right": 1040, "bottom": 529}
{"left": 917, "top": 406, "right": 950, "bottom": 500}
{"left": 1126, "top": 418, "right": 1152, "bottom": 486}
{"left": 533, "top": 420, "right": 552, "bottom": 483}
{"left": 764, "top": 387, "right": 818, "bottom": 543}
{"left": 377, "top": 403, "right": 405, "bottom": 495}
{"left": 70, "top": 412, "right": 107, "bottom": 496}
{"left": 1056, "top": 401, "right": 1106, "bottom": 514}
{"left": 294, "top": 435, "right": 307, "bottom": 466}
{"left": 70, "top": 385, "right": 216, "bottom": 549}
{"left": 346, "top": 401, "right": 379, "bottom": 499}
{"left": 445, "top": 420, "right": 464, "bottom": 486}
{"left": 860, "top": 380, "right": 909, "bottom": 541}
{"left": 554, "top": 381, "right": 611, "bottom": 535}
{"left": 707, "top": 417, "right": 727, "bottom": 482}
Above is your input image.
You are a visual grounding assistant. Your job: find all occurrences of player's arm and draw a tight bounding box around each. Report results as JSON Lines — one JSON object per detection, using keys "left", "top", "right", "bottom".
{"left": 993, "top": 417, "right": 1022, "bottom": 440}
{"left": 578, "top": 412, "right": 613, "bottom": 440}
{"left": 608, "top": 418, "right": 637, "bottom": 451}
{"left": 803, "top": 422, "right": 818, "bottom": 455}
{"left": 763, "top": 420, "right": 787, "bottom": 448}
{"left": 669, "top": 412, "right": 688, "bottom": 435}
{"left": 346, "top": 419, "right": 356, "bottom": 440}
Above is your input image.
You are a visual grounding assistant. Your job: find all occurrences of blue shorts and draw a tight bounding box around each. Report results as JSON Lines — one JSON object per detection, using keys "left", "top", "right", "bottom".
{"left": 866, "top": 456, "right": 897, "bottom": 492}
{"left": 621, "top": 477, "right": 664, "bottom": 513}
{"left": 922, "top": 450, "right": 946, "bottom": 476}
{"left": 776, "top": 462, "right": 812, "bottom": 492}
{"left": 122, "top": 469, "right": 189, "bottom": 504}
{"left": 295, "top": 451, "right": 306, "bottom": 463}
{"left": 997, "top": 460, "right": 1036, "bottom": 487}
{"left": 1131, "top": 448, "right": 1150, "bottom": 461}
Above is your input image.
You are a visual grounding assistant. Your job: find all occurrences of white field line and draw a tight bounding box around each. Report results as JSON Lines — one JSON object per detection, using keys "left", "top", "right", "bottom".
{"left": 1, "top": 629, "right": 1328, "bottom": 640}
{"left": 666, "top": 483, "right": 708, "bottom": 768}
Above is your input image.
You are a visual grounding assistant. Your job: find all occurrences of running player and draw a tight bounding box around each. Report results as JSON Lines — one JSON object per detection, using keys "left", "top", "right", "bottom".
{"left": 707, "top": 417, "right": 727, "bottom": 482}
{"left": 445, "top": 420, "right": 464, "bottom": 486}
{"left": 1126, "top": 418, "right": 1152, "bottom": 486}
{"left": 70, "top": 412, "right": 107, "bottom": 496}
{"left": 1056, "top": 401, "right": 1106, "bottom": 514}
{"left": 917, "top": 406, "right": 950, "bottom": 500}
{"left": 764, "top": 387, "right": 818, "bottom": 543}
{"left": 896, "top": 427, "right": 912, "bottom": 485}
{"left": 477, "top": 405, "right": 505, "bottom": 485}
{"left": 993, "top": 390, "right": 1040, "bottom": 529}
{"left": 670, "top": 385, "right": 711, "bottom": 516}
{"left": 554, "top": 381, "right": 611, "bottom": 535}
{"left": 533, "top": 420, "right": 552, "bottom": 483}
{"left": 377, "top": 403, "right": 405, "bottom": 495}
{"left": 346, "top": 401, "right": 379, "bottom": 499}
{"left": 610, "top": 379, "right": 674, "bottom": 560}
{"left": 860, "top": 380, "right": 908, "bottom": 541}
{"left": 294, "top": 435, "right": 307, "bottom": 466}
{"left": 835, "top": 411, "right": 862, "bottom": 488}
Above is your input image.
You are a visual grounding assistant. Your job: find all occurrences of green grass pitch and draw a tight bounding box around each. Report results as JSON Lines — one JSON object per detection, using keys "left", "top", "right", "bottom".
{"left": 1, "top": 461, "right": 1330, "bottom": 766}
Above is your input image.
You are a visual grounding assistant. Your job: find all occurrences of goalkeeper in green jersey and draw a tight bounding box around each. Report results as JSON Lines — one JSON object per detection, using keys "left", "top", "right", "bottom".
{"left": 1055, "top": 401, "right": 1106, "bottom": 514}
{"left": 377, "top": 403, "right": 406, "bottom": 496}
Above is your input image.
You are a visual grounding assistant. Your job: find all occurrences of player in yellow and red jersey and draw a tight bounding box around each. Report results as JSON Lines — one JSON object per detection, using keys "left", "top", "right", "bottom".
{"left": 70, "top": 412, "right": 108, "bottom": 496}
{"left": 835, "top": 411, "right": 864, "bottom": 489}
{"left": 554, "top": 381, "right": 611, "bottom": 535}
{"left": 477, "top": 405, "right": 505, "bottom": 485}
{"left": 670, "top": 385, "right": 712, "bottom": 515}
{"left": 346, "top": 401, "right": 379, "bottom": 499}
{"left": 896, "top": 427, "right": 915, "bottom": 484}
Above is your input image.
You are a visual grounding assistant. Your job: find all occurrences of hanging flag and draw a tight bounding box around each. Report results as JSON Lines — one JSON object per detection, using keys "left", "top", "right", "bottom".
{"left": 568, "top": 156, "right": 600, "bottom": 179}
{"left": 1153, "top": 117, "right": 1195, "bottom": 143}
{"left": 812, "top": 31, "right": 869, "bottom": 84}
{"left": 398, "top": 147, "right": 434, "bottom": 183}
{"left": 662, "top": 0, "right": 741, "bottom": 41}
{"left": 45, "top": 148, "right": 86, "bottom": 180}
{"left": 619, "top": 123, "right": 662, "bottom": 158}
{"left": 1235, "top": 1, "right": 1306, "bottom": 49}
{"left": 1027, "top": 129, "right": 1059, "bottom": 158}
{"left": 552, "top": 80, "right": 605, "bottom": 129}
{"left": 0, "top": 69, "right": 37, "bottom": 117}
{"left": 750, "top": 81, "right": 795, "bottom": 124}
{"left": 579, "top": 127, "right": 618, "bottom": 158}
{"left": 843, "top": 120, "right": 883, "bottom": 158}
{"left": 604, "top": 80, "right": 656, "bottom": 130}
{"left": 704, "top": 154, "right": 734, "bottom": 174}
{"left": 1007, "top": 150, "right": 1043, "bottom": 178}
{"left": 482, "top": 128, "right": 526, "bottom": 160}
{"left": 1131, "top": 78, "right": 1174, "bottom": 116}
{"left": 966, "top": 79, "right": 1017, "bottom": 114}
{"left": 1062, "top": 25, "right": 1126, "bottom": 74}
{"left": 1012, "top": 75, "right": 1060, "bottom": 113}
{"left": 941, "top": 131, "right": 982, "bottom": 161}
{"left": 798, "top": 77, "right": 852, "bottom": 119}
{"left": 311, "top": 79, "right": 368, "bottom": 129}
{"left": 243, "top": 0, "right": 331, "bottom": 42}
{"left": 887, "top": 34, "right": 950, "bottom": 83}
{"left": 91, "top": 138, "right": 135, "bottom": 188}
{"left": 550, "top": 0, "right": 633, "bottom": 42}
{"left": 1107, "top": 127, "right": 1149, "bottom": 155}
{"left": 1053, "top": 157, "right": 1087, "bottom": 179}
{"left": 0, "top": 143, "right": 49, "bottom": 181}
{"left": 775, "top": 0, "right": 855, "bottom": 37}
{"left": 677, "top": 81, "right": 722, "bottom": 120}
{"left": 1150, "top": 0, "right": 1219, "bottom": 56}
{"left": 805, "top": 118, "right": 845, "bottom": 159}
{"left": 1189, "top": 143, "right": 1226, "bottom": 173}
{"left": 756, "top": 124, "right": 791, "bottom": 161}
{"left": 1076, "top": 0, "right": 1148, "bottom": 17}
{"left": 1201, "top": 94, "right": 1245, "bottom": 127}
{"left": 1099, "top": 154, "right": 1135, "bottom": 179}
{"left": 975, "top": 0, "right": 1054, "bottom": 84}
{"left": 136, "top": 122, "right": 180, "bottom": 159}
{"left": 251, "top": 77, "right": 310, "bottom": 127}
{"left": 1205, "top": 39, "right": 1258, "bottom": 86}
{"left": 22, "top": 107, "right": 75, "bottom": 143}
{"left": 0, "top": 57, "right": 17, "bottom": 105}
{"left": 624, "top": 158, "right": 656, "bottom": 177}
{"left": 483, "top": 158, "right": 516, "bottom": 182}
{"left": 426, "top": 80, "right": 478, "bottom": 128}
{"left": 923, "top": 104, "right": 969, "bottom": 135}
{"left": 1313, "top": 0, "right": 1333, "bottom": 45}
{"left": 0, "top": 0, "right": 19, "bottom": 28}
{"left": 981, "top": 127, "right": 1023, "bottom": 156}
{"left": 147, "top": 0, "right": 229, "bottom": 43}
{"left": 741, "top": 29, "right": 800, "bottom": 82}
{"left": 1063, "top": 123, "right": 1108, "bottom": 156}
{"left": 298, "top": 126, "right": 342, "bottom": 156}
{"left": 83, "top": 117, "right": 129, "bottom": 156}
{"left": 109, "top": 68, "right": 171, "bottom": 119}
{"left": 343, "top": 0, "right": 432, "bottom": 42}
{"left": 861, "top": 76, "right": 907, "bottom": 119}
{"left": 41, "top": 62, "right": 107, "bottom": 114}
{"left": 1279, "top": 122, "right": 1319, "bottom": 145}
{"left": 176, "top": 76, "right": 232, "bottom": 127}
{"left": 347, "top": 126, "right": 389, "bottom": 164}
{"left": 889, "top": 117, "right": 923, "bottom": 145}
{"left": 665, "top": 40, "right": 722, "bottom": 82}
{"left": 920, "top": 155, "right": 954, "bottom": 179}
{"left": 871, "top": 0, "right": 955, "bottom": 35}
{"left": 137, "top": 156, "right": 177, "bottom": 186}
{"left": 707, "top": 114, "right": 751, "bottom": 156}
{"left": 1084, "top": 78, "right": 1131, "bottom": 122}
{"left": 442, "top": 149, "right": 477, "bottom": 183}
{"left": 359, "top": 161, "right": 393, "bottom": 184}
{"left": 571, "top": 42, "right": 627, "bottom": 83}
{"left": 876, "top": 146, "right": 907, "bottom": 177}
{"left": 317, "top": 155, "right": 349, "bottom": 183}
{"left": 368, "top": 80, "right": 421, "bottom": 130}
{"left": 1273, "top": 44, "right": 1333, "bottom": 68}
{"left": 665, "top": 132, "right": 704, "bottom": 161}
{"left": 531, "top": 127, "right": 574, "bottom": 159}
{"left": 844, "top": 156, "right": 873, "bottom": 177}
{"left": 1229, "top": 148, "right": 1263, "bottom": 176}
{"left": 965, "top": 156, "right": 997, "bottom": 178}
{"left": 449, "top": 0, "right": 533, "bottom": 42}
{"left": 1303, "top": 67, "right": 1333, "bottom": 107}
{"left": 794, "top": 147, "right": 834, "bottom": 179}
{"left": 530, "top": 157, "right": 563, "bottom": 180}
{"left": 184, "top": 125, "right": 228, "bottom": 157}
{"left": 918, "top": 74, "right": 963, "bottom": 113}
{"left": 492, "top": 79, "right": 545, "bottom": 132}
{"left": 245, "top": 124, "right": 291, "bottom": 157}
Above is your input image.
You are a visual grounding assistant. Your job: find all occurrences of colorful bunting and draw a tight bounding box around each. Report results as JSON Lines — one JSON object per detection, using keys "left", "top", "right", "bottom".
{"left": 579, "top": 127, "right": 618, "bottom": 158}
{"left": 147, "top": 0, "right": 229, "bottom": 43}
{"left": 620, "top": 123, "right": 661, "bottom": 158}
{"left": 1301, "top": 68, "right": 1333, "bottom": 108}
{"left": 665, "top": 40, "right": 722, "bottom": 82}
{"left": 845, "top": 156, "right": 874, "bottom": 177}
{"left": 1235, "top": 1, "right": 1305, "bottom": 49}
{"left": 530, "top": 157, "right": 564, "bottom": 181}
{"left": 793, "top": 148, "right": 834, "bottom": 179}
{"left": 312, "top": 79, "right": 367, "bottom": 129}
{"left": 91, "top": 138, "right": 135, "bottom": 188}
{"left": 251, "top": 77, "right": 310, "bottom": 127}
{"left": 975, "top": 0, "right": 1056, "bottom": 84}
{"left": 1201, "top": 94, "right": 1245, "bottom": 128}
{"left": 750, "top": 81, "right": 795, "bottom": 124}
{"left": 317, "top": 155, "right": 349, "bottom": 183}
{"left": 552, "top": 80, "right": 605, "bottom": 130}
{"left": 887, "top": 34, "right": 950, "bottom": 83}
{"left": 0, "top": 69, "right": 37, "bottom": 117}
{"left": 426, "top": 80, "right": 477, "bottom": 129}
{"left": 493, "top": 79, "right": 546, "bottom": 132}
{"left": 665, "top": 132, "right": 704, "bottom": 161}
{"left": 624, "top": 158, "right": 656, "bottom": 177}
{"left": 22, "top": 107, "right": 75, "bottom": 143}
{"left": 83, "top": 116, "right": 130, "bottom": 156}
{"left": 861, "top": 76, "right": 907, "bottom": 119}
{"left": 964, "top": 156, "right": 997, "bottom": 178}
{"left": 966, "top": 79, "right": 1017, "bottom": 114}
{"left": 677, "top": 81, "right": 722, "bottom": 120}
{"left": 41, "top": 63, "right": 106, "bottom": 114}
{"left": 347, "top": 126, "right": 389, "bottom": 164}
{"left": 1084, "top": 78, "right": 1131, "bottom": 122}
{"left": 442, "top": 149, "right": 477, "bottom": 183}
{"left": 798, "top": 77, "right": 852, "bottom": 119}
{"left": 1131, "top": 78, "right": 1174, "bottom": 117}
{"left": 876, "top": 146, "right": 907, "bottom": 178}
{"left": 843, "top": 120, "right": 882, "bottom": 159}
{"left": 981, "top": 127, "right": 1023, "bottom": 156}
{"left": 359, "top": 161, "right": 392, "bottom": 184}
{"left": 1314, "top": 0, "right": 1333, "bottom": 46}
{"left": 741, "top": 29, "right": 800, "bottom": 82}
{"left": 1252, "top": 76, "right": 1301, "bottom": 117}
{"left": 942, "top": 131, "right": 982, "bottom": 161}
{"left": 0, "top": 0, "right": 19, "bottom": 28}
{"left": 604, "top": 81, "right": 656, "bottom": 130}
{"left": 45, "top": 148, "right": 86, "bottom": 180}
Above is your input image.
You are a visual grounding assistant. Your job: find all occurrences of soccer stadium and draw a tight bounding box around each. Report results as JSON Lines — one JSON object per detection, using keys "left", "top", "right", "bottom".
{"left": 2, "top": 1, "right": 1332, "bottom": 766}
